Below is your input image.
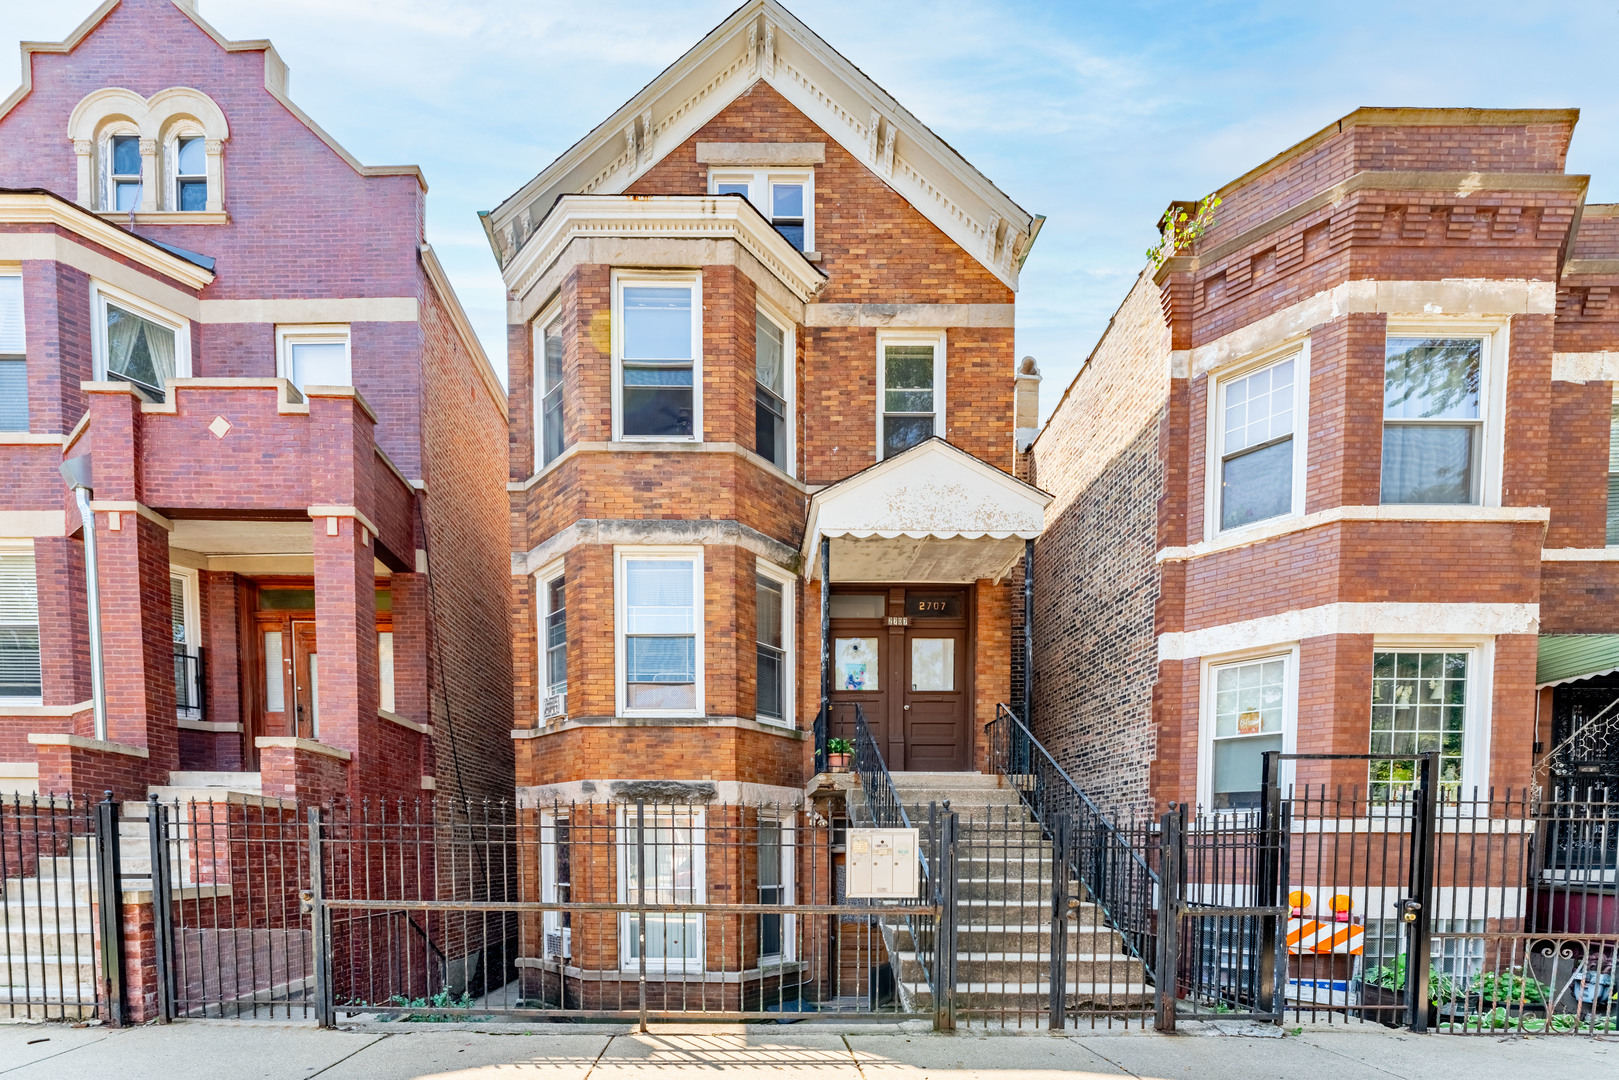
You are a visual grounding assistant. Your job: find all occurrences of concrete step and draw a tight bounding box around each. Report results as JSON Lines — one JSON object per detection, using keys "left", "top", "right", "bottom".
{"left": 952, "top": 876, "right": 1082, "bottom": 903}
{"left": 168, "top": 771, "right": 262, "bottom": 791}
{"left": 0, "top": 929, "right": 96, "bottom": 954}
{"left": 0, "top": 959, "right": 99, "bottom": 988}
{"left": 903, "top": 979, "right": 1154, "bottom": 1010}
{"left": 888, "top": 773, "right": 1010, "bottom": 790}
{"left": 895, "top": 950, "right": 1149, "bottom": 985}
{"left": 888, "top": 923, "right": 1124, "bottom": 953}
{"left": 0, "top": 991, "right": 97, "bottom": 1019}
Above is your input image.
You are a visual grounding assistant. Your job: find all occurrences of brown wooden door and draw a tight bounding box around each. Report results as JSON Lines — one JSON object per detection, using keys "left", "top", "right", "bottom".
{"left": 292, "top": 620, "right": 318, "bottom": 741}
{"left": 828, "top": 592, "right": 890, "bottom": 750}
{"left": 260, "top": 617, "right": 294, "bottom": 739}
{"left": 903, "top": 626, "right": 968, "bottom": 771}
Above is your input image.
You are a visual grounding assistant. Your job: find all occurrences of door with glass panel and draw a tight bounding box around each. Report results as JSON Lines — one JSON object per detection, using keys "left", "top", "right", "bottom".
{"left": 902, "top": 589, "right": 969, "bottom": 771}
{"left": 292, "top": 620, "right": 319, "bottom": 741}
{"left": 828, "top": 592, "right": 888, "bottom": 750}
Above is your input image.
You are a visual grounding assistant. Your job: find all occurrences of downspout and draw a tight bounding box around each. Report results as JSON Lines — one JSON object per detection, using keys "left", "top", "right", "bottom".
{"left": 60, "top": 456, "right": 108, "bottom": 742}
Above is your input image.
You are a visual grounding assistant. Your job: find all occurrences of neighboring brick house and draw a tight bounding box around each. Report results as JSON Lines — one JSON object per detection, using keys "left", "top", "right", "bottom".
{"left": 485, "top": 0, "right": 1045, "bottom": 992}
{"left": 0, "top": 0, "right": 512, "bottom": 805}
{"left": 1030, "top": 107, "right": 1619, "bottom": 818}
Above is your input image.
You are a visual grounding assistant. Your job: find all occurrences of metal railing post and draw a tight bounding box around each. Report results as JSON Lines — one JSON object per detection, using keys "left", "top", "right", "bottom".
{"left": 306, "top": 805, "right": 332, "bottom": 1028}
{"left": 94, "top": 791, "right": 125, "bottom": 1027}
{"left": 636, "top": 799, "right": 648, "bottom": 1034}
{"left": 147, "top": 795, "right": 174, "bottom": 1023}
{"left": 1256, "top": 751, "right": 1284, "bottom": 1019}
{"left": 1049, "top": 814, "right": 1070, "bottom": 1030}
{"left": 1154, "top": 805, "right": 1183, "bottom": 1032}
{"left": 1406, "top": 753, "right": 1438, "bottom": 1034}
{"left": 934, "top": 805, "right": 958, "bottom": 1032}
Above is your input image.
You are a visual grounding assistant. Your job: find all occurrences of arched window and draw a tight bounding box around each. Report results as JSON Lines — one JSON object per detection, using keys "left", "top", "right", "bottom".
{"left": 168, "top": 129, "right": 208, "bottom": 212}
{"left": 69, "top": 87, "right": 228, "bottom": 216}
{"left": 99, "top": 124, "right": 142, "bottom": 213}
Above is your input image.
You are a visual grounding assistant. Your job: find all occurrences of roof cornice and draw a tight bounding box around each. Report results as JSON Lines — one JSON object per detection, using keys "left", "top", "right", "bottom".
{"left": 485, "top": 0, "right": 1034, "bottom": 290}
{"left": 504, "top": 194, "right": 827, "bottom": 305}
{"left": 0, "top": 190, "right": 216, "bottom": 289}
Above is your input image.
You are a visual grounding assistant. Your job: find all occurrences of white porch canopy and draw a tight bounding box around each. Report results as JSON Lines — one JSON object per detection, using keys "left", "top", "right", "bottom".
{"left": 802, "top": 438, "right": 1051, "bottom": 583}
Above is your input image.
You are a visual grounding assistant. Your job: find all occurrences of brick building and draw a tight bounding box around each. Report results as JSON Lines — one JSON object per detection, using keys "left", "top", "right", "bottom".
{"left": 0, "top": 0, "right": 512, "bottom": 805}
{"left": 485, "top": 0, "right": 1045, "bottom": 994}
{"left": 1030, "top": 107, "right": 1619, "bottom": 817}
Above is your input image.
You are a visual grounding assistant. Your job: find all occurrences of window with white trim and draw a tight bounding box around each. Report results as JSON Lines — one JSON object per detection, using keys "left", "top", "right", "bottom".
{"left": 878, "top": 333, "right": 945, "bottom": 460}
{"left": 0, "top": 548, "right": 41, "bottom": 704}
{"left": 617, "top": 550, "right": 702, "bottom": 715}
{"left": 377, "top": 632, "right": 395, "bottom": 713}
{"left": 755, "top": 569, "right": 792, "bottom": 727}
{"left": 170, "top": 568, "right": 201, "bottom": 718}
{"left": 542, "top": 570, "right": 567, "bottom": 714}
{"left": 0, "top": 275, "right": 26, "bottom": 431}
{"left": 1217, "top": 355, "right": 1297, "bottom": 531}
{"left": 534, "top": 307, "right": 567, "bottom": 469}
{"left": 93, "top": 284, "right": 189, "bottom": 404}
{"left": 1381, "top": 336, "right": 1485, "bottom": 505}
{"left": 754, "top": 308, "right": 791, "bottom": 471}
{"left": 1209, "top": 655, "right": 1287, "bottom": 810}
{"left": 541, "top": 811, "right": 572, "bottom": 959}
{"left": 619, "top": 805, "right": 704, "bottom": 972}
{"left": 709, "top": 170, "right": 813, "bottom": 251}
{"left": 614, "top": 275, "right": 700, "bottom": 440}
{"left": 277, "top": 326, "right": 352, "bottom": 394}
{"left": 103, "top": 131, "right": 142, "bottom": 213}
{"left": 167, "top": 131, "right": 208, "bottom": 212}
{"left": 757, "top": 815, "right": 795, "bottom": 962}
{"left": 1370, "top": 649, "right": 1469, "bottom": 801}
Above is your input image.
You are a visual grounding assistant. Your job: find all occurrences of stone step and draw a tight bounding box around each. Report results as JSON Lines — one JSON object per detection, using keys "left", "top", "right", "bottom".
{"left": 903, "top": 979, "right": 1154, "bottom": 1010}
{"left": 0, "top": 991, "right": 97, "bottom": 1019}
{"left": 895, "top": 950, "right": 1149, "bottom": 985}
{"left": 888, "top": 772, "right": 1010, "bottom": 790}
{"left": 167, "top": 771, "right": 263, "bottom": 791}
{"left": 0, "top": 929, "right": 96, "bottom": 954}
{"left": 0, "top": 959, "right": 99, "bottom": 988}
{"left": 888, "top": 923, "right": 1124, "bottom": 952}
{"left": 952, "top": 876, "right": 1082, "bottom": 903}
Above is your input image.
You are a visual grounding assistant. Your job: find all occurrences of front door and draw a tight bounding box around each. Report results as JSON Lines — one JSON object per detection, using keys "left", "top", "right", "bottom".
{"left": 292, "top": 620, "right": 318, "bottom": 740}
{"left": 904, "top": 625, "right": 968, "bottom": 771}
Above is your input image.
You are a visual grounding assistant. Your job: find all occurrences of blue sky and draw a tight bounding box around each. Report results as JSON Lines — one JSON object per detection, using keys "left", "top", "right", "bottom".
{"left": 1, "top": 1, "right": 1610, "bottom": 421}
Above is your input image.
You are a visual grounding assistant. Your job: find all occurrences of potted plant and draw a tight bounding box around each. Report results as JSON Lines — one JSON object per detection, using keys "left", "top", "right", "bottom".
{"left": 827, "top": 738, "right": 853, "bottom": 772}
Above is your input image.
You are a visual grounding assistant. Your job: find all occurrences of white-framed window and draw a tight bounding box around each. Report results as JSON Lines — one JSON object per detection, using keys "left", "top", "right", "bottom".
{"left": 538, "top": 561, "right": 567, "bottom": 722}
{"left": 166, "top": 130, "right": 208, "bottom": 212}
{"left": 709, "top": 169, "right": 814, "bottom": 252}
{"left": 170, "top": 567, "right": 201, "bottom": 719}
{"left": 276, "top": 325, "right": 352, "bottom": 394}
{"left": 757, "top": 814, "right": 795, "bottom": 963}
{"left": 1381, "top": 325, "right": 1506, "bottom": 506}
{"left": 755, "top": 563, "right": 794, "bottom": 727}
{"left": 91, "top": 282, "right": 190, "bottom": 404}
{"left": 0, "top": 544, "right": 42, "bottom": 705}
{"left": 0, "top": 274, "right": 26, "bottom": 431}
{"left": 101, "top": 128, "right": 142, "bottom": 213}
{"left": 540, "top": 810, "right": 572, "bottom": 960}
{"left": 1200, "top": 647, "right": 1297, "bottom": 811}
{"left": 533, "top": 304, "right": 568, "bottom": 470}
{"left": 612, "top": 272, "right": 701, "bottom": 441}
{"left": 618, "top": 805, "right": 704, "bottom": 972}
{"left": 615, "top": 548, "right": 703, "bottom": 717}
{"left": 1369, "top": 641, "right": 1491, "bottom": 802}
{"left": 1211, "top": 345, "right": 1307, "bottom": 534}
{"left": 377, "top": 631, "right": 395, "bottom": 714}
{"left": 876, "top": 331, "right": 946, "bottom": 460}
{"left": 754, "top": 305, "right": 794, "bottom": 474}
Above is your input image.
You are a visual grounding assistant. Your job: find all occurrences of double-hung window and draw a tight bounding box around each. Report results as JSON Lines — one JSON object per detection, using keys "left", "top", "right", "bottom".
{"left": 1217, "top": 354, "right": 1298, "bottom": 531}
{"left": 93, "top": 284, "right": 188, "bottom": 404}
{"left": 754, "top": 309, "right": 790, "bottom": 471}
{"left": 535, "top": 308, "right": 567, "bottom": 469}
{"left": 1370, "top": 649, "right": 1469, "bottom": 801}
{"left": 0, "top": 548, "right": 41, "bottom": 705}
{"left": 541, "top": 812, "right": 572, "bottom": 959}
{"left": 1381, "top": 336, "right": 1485, "bottom": 505}
{"left": 277, "top": 326, "right": 352, "bottom": 394}
{"left": 757, "top": 816, "right": 794, "bottom": 963}
{"left": 615, "top": 275, "right": 699, "bottom": 440}
{"left": 755, "top": 568, "right": 792, "bottom": 727}
{"left": 169, "top": 133, "right": 208, "bottom": 212}
{"left": 541, "top": 569, "right": 567, "bottom": 720}
{"left": 1208, "top": 655, "right": 1288, "bottom": 810}
{"left": 170, "top": 569, "right": 202, "bottom": 719}
{"left": 709, "top": 171, "right": 813, "bottom": 251}
{"left": 617, "top": 550, "right": 702, "bottom": 715}
{"left": 105, "top": 132, "right": 142, "bottom": 213}
{"left": 619, "top": 806, "right": 703, "bottom": 972}
{"left": 0, "top": 275, "right": 26, "bottom": 431}
{"left": 878, "top": 333, "right": 945, "bottom": 460}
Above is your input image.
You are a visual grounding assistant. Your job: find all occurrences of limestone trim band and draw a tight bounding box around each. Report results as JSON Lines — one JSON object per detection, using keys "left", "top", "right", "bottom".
{"left": 379, "top": 709, "right": 433, "bottom": 736}
{"left": 28, "top": 732, "right": 150, "bottom": 758}
{"left": 1157, "top": 504, "right": 1551, "bottom": 563}
{"left": 254, "top": 736, "right": 351, "bottom": 762}
{"left": 512, "top": 714, "right": 805, "bottom": 740}
{"left": 514, "top": 518, "right": 799, "bottom": 578}
{"left": 1157, "top": 602, "right": 1540, "bottom": 663}
{"left": 804, "top": 303, "right": 1015, "bottom": 328}
{"left": 517, "top": 779, "right": 806, "bottom": 809}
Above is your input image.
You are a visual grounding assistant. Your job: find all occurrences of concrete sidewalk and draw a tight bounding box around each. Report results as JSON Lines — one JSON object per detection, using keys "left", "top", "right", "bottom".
{"left": 0, "top": 1020, "right": 1613, "bottom": 1079}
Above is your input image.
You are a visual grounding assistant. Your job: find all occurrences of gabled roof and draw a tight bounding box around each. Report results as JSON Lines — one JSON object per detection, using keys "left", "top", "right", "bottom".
{"left": 484, "top": 0, "right": 1037, "bottom": 290}
{"left": 0, "top": 0, "right": 425, "bottom": 189}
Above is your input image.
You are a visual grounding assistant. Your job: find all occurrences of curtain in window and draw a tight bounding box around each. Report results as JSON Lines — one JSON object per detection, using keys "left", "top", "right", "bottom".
{"left": 106, "top": 305, "right": 176, "bottom": 397}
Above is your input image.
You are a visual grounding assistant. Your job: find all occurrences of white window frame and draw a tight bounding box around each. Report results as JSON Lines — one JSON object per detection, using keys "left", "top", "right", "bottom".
{"left": 169, "top": 566, "right": 199, "bottom": 650}
{"left": 89, "top": 280, "right": 192, "bottom": 392}
{"left": 757, "top": 813, "right": 796, "bottom": 964}
{"left": 0, "top": 272, "right": 27, "bottom": 433}
{"left": 617, "top": 804, "right": 706, "bottom": 973}
{"left": 611, "top": 271, "right": 703, "bottom": 443}
{"left": 753, "top": 301, "right": 796, "bottom": 477}
{"left": 532, "top": 300, "right": 567, "bottom": 474}
{"left": 707, "top": 169, "right": 815, "bottom": 251}
{"left": 0, "top": 540, "right": 42, "bottom": 706}
{"left": 875, "top": 330, "right": 947, "bottom": 461}
{"left": 614, "top": 546, "right": 705, "bottom": 718}
{"left": 535, "top": 557, "right": 567, "bottom": 722}
{"left": 164, "top": 127, "right": 208, "bottom": 213}
{"left": 1197, "top": 644, "right": 1300, "bottom": 813}
{"left": 1369, "top": 636, "right": 1493, "bottom": 802}
{"left": 99, "top": 125, "right": 142, "bottom": 213}
{"left": 1380, "top": 319, "right": 1508, "bottom": 509}
{"left": 1204, "top": 339, "right": 1310, "bottom": 541}
{"left": 754, "top": 560, "right": 795, "bottom": 729}
{"left": 540, "top": 809, "right": 572, "bottom": 960}
{"left": 377, "top": 630, "right": 395, "bottom": 714}
{"left": 275, "top": 324, "right": 352, "bottom": 392}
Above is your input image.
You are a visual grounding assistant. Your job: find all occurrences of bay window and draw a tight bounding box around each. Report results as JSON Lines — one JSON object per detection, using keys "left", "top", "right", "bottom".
{"left": 617, "top": 550, "right": 702, "bottom": 716}
{"left": 615, "top": 275, "right": 700, "bottom": 440}
{"left": 535, "top": 308, "right": 567, "bottom": 469}
{"left": 93, "top": 284, "right": 189, "bottom": 404}
{"left": 0, "top": 547, "right": 41, "bottom": 704}
{"left": 619, "top": 806, "right": 703, "bottom": 972}
{"left": 1216, "top": 354, "right": 1298, "bottom": 531}
{"left": 755, "top": 308, "right": 790, "bottom": 472}
{"left": 755, "top": 568, "right": 792, "bottom": 727}
{"left": 0, "top": 275, "right": 25, "bottom": 431}
{"left": 1381, "top": 336, "right": 1485, "bottom": 505}
{"left": 542, "top": 569, "right": 567, "bottom": 720}
{"left": 1370, "top": 648, "right": 1470, "bottom": 801}
{"left": 878, "top": 332, "right": 946, "bottom": 460}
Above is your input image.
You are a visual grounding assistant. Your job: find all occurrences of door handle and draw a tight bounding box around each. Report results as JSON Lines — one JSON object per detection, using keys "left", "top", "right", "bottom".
{"left": 903, "top": 704, "right": 911, "bottom": 711}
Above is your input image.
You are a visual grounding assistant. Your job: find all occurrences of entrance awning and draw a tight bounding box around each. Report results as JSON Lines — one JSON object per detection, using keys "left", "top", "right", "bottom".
{"left": 1538, "top": 635, "right": 1619, "bottom": 687}
{"left": 803, "top": 438, "right": 1051, "bottom": 583}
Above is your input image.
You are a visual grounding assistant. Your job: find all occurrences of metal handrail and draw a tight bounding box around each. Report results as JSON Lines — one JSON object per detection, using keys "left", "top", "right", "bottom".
{"left": 853, "top": 704, "right": 913, "bottom": 832}
{"left": 987, "top": 703, "right": 1158, "bottom": 978}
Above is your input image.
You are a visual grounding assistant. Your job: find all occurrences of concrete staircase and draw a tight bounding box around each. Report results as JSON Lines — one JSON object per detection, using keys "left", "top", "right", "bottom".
{"left": 855, "top": 772, "right": 1150, "bottom": 1021}
{"left": 0, "top": 772, "right": 256, "bottom": 1018}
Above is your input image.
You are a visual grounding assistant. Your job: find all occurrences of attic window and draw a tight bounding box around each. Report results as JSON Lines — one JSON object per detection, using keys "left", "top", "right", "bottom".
{"left": 709, "top": 170, "right": 814, "bottom": 252}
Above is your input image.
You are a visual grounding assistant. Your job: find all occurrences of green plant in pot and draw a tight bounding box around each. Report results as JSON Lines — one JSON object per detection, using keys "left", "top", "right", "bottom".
{"left": 827, "top": 738, "right": 853, "bottom": 772}
{"left": 1359, "top": 954, "right": 1459, "bottom": 1026}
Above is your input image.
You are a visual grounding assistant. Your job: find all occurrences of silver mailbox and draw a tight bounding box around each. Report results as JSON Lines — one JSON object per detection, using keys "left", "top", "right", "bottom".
{"left": 845, "top": 827, "right": 920, "bottom": 899}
